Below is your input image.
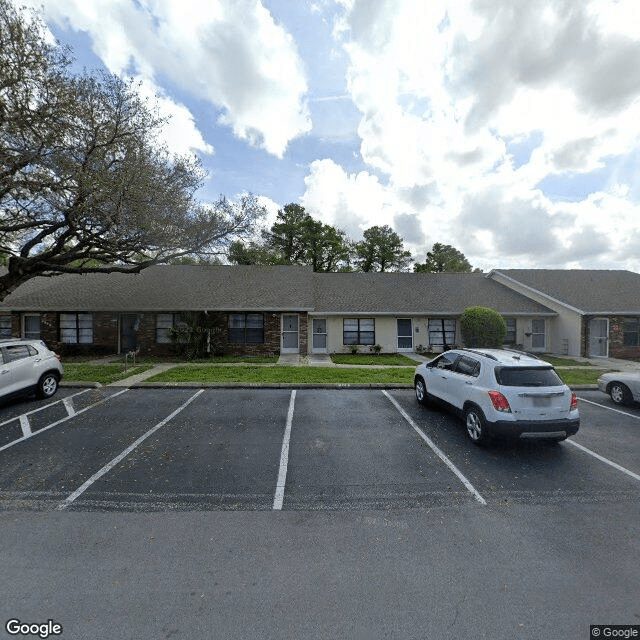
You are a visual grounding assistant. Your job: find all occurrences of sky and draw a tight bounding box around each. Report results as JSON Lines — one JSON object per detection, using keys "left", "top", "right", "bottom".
{"left": 16, "top": 0, "right": 640, "bottom": 272}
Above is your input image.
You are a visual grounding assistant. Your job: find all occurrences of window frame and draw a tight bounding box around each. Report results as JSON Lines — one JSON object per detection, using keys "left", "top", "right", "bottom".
{"left": 229, "top": 313, "right": 265, "bottom": 344}
{"left": 428, "top": 318, "right": 456, "bottom": 348}
{"left": 623, "top": 317, "right": 640, "bottom": 347}
{"left": 503, "top": 318, "right": 516, "bottom": 345}
{"left": 342, "top": 318, "right": 375, "bottom": 346}
{"left": 156, "top": 313, "right": 185, "bottom": 344}
{"left": 59, "top": 313, "right": 93, "bottom": 344}
{"left": 0, "top": 315, "right": 12, "bottom": 338}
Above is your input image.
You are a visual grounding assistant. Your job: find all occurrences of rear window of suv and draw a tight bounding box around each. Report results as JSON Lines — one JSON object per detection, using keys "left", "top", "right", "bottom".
{"left": 494, "top": 366, "right": 563, "bottom": 387}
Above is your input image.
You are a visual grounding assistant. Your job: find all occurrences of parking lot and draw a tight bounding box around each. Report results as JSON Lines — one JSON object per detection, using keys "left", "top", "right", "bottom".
{"left": 0, "top": 386, "right": 638, "bottom": 639}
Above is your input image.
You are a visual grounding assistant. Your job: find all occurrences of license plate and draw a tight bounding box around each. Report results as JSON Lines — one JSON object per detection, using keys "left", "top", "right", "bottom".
{"left": 532, "top": 396, "right": 551, "bottom": 407}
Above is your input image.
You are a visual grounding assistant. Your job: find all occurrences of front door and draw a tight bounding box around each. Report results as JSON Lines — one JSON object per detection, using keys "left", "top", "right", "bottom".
{"left": 120, "top": 314, "right": 139, "bottom": 353}
{"left": 531, "top": 318, "right": 546, "bottom": 351}
{"left": 588, "top": 318, "right": 609, "bottom": 357}
{"left": 397, "top": 318, "right": 413, "bottom": 351}
{"left": 312, "top": 318, "right": 327, "bottom": 353}
{"left": 281, "top": 314, "right": 299, "bottom": 354}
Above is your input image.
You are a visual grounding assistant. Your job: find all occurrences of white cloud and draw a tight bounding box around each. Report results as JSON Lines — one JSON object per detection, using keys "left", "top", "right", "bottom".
{"left": 24, "top": 0, "right": 311, "bottom": 157}
{"left": 298, "top": 0, "right": 640, "bottom": 270}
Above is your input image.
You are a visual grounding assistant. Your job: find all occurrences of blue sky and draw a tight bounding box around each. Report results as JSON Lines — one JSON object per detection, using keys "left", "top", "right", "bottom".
{"left": 20, "top": 0, "right": 640, "bottom": 271}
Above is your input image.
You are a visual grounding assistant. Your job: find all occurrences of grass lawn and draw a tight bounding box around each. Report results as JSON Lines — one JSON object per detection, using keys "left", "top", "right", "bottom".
{"left": 330, "top": 353, "right": 419, "bottom": 366}
{"left": 147, "top": 365, "right": 415, "bottom": 385}
{"left": 63, "top": 363, "right": 154, "bottom": 384}
{"left": 556, "top": 368, "right": 608, "bottom": 385}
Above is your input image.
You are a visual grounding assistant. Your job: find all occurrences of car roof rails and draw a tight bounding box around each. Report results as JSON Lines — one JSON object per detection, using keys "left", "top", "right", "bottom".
{"left": 502, "top": 348, "right": 540, "bottom": 360}
{"left": 460, "top": 348, "right": 499, "bottom": 361}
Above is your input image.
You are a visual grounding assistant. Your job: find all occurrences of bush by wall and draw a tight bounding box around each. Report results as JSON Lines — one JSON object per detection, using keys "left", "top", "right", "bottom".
{"left": 460, "top": 307, "right": 506, "bottom": 348}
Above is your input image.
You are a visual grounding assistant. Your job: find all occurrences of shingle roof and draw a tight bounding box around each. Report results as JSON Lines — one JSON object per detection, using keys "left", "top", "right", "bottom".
{"left": 0, "top": 266, "right": 556, "bottom": 315}
{"left": 491, "top": 269, "right": 640, "bottom": 313}
{"left": 313, "top": 272, "right": 555, "bottom": 315}
{"left": 0, "top": 265, "right": 315, "bottom": 312}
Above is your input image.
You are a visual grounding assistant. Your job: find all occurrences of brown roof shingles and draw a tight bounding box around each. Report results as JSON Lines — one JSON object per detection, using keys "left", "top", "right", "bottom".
{"left": 492, "top": 269, "right": 640, "bottom": 313}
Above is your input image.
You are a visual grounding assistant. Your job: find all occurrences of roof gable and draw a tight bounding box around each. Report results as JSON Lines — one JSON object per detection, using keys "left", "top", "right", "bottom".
{"left": 490, "top": 269, "right": 640, "bottom": 314}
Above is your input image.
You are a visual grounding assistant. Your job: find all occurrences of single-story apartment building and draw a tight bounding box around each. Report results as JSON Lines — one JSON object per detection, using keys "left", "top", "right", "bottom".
{"left": 1, "top": 265, "right": 639, "bottom": 360}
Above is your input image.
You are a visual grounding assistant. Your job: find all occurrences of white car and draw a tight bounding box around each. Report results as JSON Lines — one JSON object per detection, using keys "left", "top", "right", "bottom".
{"left": 0, "top": 339, "right": 64, "bottom": 402}
{"left": 597, "top": 371, "right": 640, "bottom": 406}
{"left": 414, "top": 348, "right": 579, "bottom": 445}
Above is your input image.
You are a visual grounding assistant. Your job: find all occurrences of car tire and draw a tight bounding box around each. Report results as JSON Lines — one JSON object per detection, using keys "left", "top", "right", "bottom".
{"left": 464, "top": 405, "right": 487, "bottom": 446}
{"left": 37, "top": 372, "right": 59, "bottom": 399}
{"left": 609, "top": 382, "right": 632, "bottom": 406}
{"left": 415, "top": 377, "right": 428, "bottom": 405}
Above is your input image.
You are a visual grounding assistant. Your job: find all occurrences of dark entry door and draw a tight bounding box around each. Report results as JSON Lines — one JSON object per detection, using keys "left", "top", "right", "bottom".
{"left": 120, "top": 314, "right": 139, "bottom": 353}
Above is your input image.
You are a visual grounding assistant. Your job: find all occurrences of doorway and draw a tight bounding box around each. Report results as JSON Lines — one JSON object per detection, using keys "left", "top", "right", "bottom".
{"left": 281, "top": 314, "right": 299, "bottom": 354}
{"left": 588, "top": 318, "right": 609, "bottom": 357}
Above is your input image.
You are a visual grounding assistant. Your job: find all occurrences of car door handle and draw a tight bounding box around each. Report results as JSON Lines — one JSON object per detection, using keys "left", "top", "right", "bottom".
{"left": 1, "top": 369, "right": 9, "bottom": 374}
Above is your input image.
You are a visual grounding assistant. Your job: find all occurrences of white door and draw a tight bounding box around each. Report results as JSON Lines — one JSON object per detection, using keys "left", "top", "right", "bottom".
{"left": 312, "top": 318, "right": 327, "bottom": 353}
{"left": 588, "top": 318, "right": 609, "bottom": 357}
{"left": 397, "top": 318, "right": 413, "bottom": 351}
{"left": 531, "top": 319, "right": 546, "bottom": 351}
{"left": 281, "top": 314, "right": 299, "bottom": 354}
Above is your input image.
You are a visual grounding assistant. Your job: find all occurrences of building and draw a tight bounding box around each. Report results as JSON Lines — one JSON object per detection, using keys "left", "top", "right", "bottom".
{"left": 1, "top": 265, "right": 639, "bottom": 360}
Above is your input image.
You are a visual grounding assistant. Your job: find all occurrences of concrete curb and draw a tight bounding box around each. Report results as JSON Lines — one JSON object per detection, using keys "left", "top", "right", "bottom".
{"left": 61, "top": 381, "right": 599, "bottom": 391}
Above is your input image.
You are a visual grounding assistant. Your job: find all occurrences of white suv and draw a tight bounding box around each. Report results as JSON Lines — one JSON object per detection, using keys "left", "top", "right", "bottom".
{"left": 0, "top": 339, "right": 63, "bottom": 402}
{"left": 414, "top": 348, "right": 579, "bottom": 445}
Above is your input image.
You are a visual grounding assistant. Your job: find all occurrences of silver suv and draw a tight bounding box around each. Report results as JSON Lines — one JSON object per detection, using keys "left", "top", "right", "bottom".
{"left": 414, "top": 348, "right": 579, "bottom": 445}
{"left": 0, "top": 339, "right": 63, "bottom": 402}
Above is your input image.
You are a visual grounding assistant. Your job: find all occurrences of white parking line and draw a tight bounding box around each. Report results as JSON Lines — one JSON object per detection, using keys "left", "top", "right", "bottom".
{"left": 273, "top": 390, "right": 296, "bottom": 510}
{"left": 382, "top": 391, "right": 487, "bottom": 505}
{"left": 0, "top": 389, "right": 128, "bottom": 453}
{"left": 577, "top": 396, "right": 640, "bottom": 420}
{"left": 59, "top": 389, "right": 204, "bottom": 509}
{"left": 0, "top": 389, "right": 91, "bottom": 430}
{"left": 567, "top": 440, "right": 640, "bottom": 482}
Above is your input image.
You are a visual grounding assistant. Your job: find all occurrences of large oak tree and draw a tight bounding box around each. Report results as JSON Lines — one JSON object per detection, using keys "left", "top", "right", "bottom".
{"left": 0, "top": 0, "right": 263, "bottom": 300}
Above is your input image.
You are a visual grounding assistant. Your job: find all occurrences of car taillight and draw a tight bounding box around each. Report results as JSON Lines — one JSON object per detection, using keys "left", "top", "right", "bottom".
{"left": 570, "top": 393, "right": 578, "bottom": 410}
{"left": 54, "top": 353, "right": 61, "bottom": 361}
{"left": 488, "top": 391, "right": 511, "bottom": 413}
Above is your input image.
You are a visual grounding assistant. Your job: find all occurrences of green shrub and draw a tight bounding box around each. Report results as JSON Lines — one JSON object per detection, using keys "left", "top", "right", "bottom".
{"left": 460, "top": 306, "right": 506, "bottom": 348}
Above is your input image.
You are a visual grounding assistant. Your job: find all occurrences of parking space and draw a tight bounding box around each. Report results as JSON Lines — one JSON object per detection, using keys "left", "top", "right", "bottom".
{"left": 0, "top": 387, "right": 638, "bottom": 513}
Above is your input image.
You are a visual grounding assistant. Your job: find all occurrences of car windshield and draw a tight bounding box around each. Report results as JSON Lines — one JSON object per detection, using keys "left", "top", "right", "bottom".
{"left": 494, "top": 366, "right": 563, "bottom": 387}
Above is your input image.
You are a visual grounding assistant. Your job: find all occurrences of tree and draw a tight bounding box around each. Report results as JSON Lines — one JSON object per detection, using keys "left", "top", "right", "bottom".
{"left": 227, "top": 239, "right": 279, "bottom": 265}
{"left": 265, "top": 203, "right": 310, "bottom": 264}
{"left": 303, "top": 218, "right": 351, "bottom": 272}
{"left": 0, "top": 0, "right": 264, "bottom": 300}
{"left": 414, "top": 243, "right": 475, "bottom": 273}
{"left": 354, "top": 225, "right": 412, "bottom": 272}
{"left": 460, "top": 307, "right": 506, "bottom": 348}
{"left": 260, "top": 204, "right": 351, "bottom": 271}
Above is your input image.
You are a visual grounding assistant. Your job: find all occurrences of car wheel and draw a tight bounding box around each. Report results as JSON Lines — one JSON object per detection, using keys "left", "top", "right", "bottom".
{"left": 37, "top": 373, "right": 59, "bottom": 399}
{"left": 465, "top": 405, "right": 487, "bottom": 445}
{"left": 415, "top": 377, "right": 428, "bottom": 405}
{"left": 609, "top": 382, "right": 632, "bottom": 406}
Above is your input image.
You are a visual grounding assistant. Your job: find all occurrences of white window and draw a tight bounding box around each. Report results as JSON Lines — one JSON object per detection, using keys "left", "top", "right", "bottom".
{"left": 428, "top": 318, "right": 456, "bottom": 348}
{"left": 343, "top": 318, "right": 375, "bottom": 345}
{"left": 157, "top": 313, "right": 184, "bottom": 343}
{"left": 0, "top": 315, "right": 11, "bottom": 338}
{"left": 60, "top": 313, "right": 93, "bottom": 344}
{"left": 503, "top": 318, "right": 516, "bottom": 345}
{"left": 23, "top": 315, "right": 41, "bottom": 339}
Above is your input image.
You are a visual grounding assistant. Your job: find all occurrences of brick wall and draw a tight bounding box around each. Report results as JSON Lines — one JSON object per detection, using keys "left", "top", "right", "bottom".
{"left": 610, "top": 316, "right": 640, "bottom": 360}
